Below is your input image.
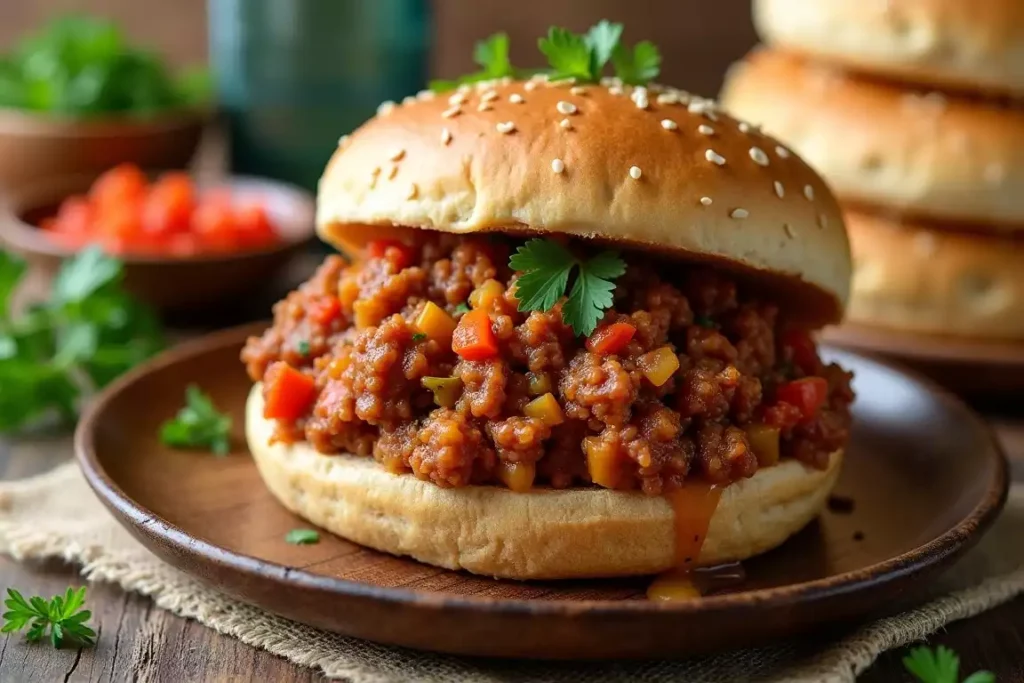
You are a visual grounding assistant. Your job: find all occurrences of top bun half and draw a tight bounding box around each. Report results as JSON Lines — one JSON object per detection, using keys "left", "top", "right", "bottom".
{"left": 317, "top": 78, "right": 851, "bottom": 325}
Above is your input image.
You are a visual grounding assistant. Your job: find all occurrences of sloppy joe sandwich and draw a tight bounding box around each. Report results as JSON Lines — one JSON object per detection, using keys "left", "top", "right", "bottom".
{"left": 242, "top": 25, "right": 856, "bottom": 580}
{"left": 753, "top": 0, "right": 1024, "bottom": 98}
{"left": 721, "top": 50, "right": 1024, "bottom": 229}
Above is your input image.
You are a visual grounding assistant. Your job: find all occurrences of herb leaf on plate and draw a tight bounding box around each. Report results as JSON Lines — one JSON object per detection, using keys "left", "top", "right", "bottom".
{"left": 160, "top": 385, "right": 233, "bottom": 455}
{"left": 903, "top": 645, "right": 995, "bottom": 683}
{"left": 2, "top": 587, "right": 96, "bottom": 648}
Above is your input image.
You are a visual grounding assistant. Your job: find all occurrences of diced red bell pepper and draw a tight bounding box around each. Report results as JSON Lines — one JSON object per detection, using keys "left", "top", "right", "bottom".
{"left": 780, "top": 328, "right": 819, "bottom": 374}
{"left": 366, "top": 239, "right": 414, "bottom": 269}
{"left": 263, "top": 362, "right": 317, "bottom": 420}
{"left": 308, "top": 296, "right": 342, "bottom": 326}
{"left": 775, "top": 377, "right": 829, "bottom": 421}
{"left": 586, "top": 322, "right": 636, "bottom": 355}
{"left": 452, "top": 309, "right": 499, "bottom": 360}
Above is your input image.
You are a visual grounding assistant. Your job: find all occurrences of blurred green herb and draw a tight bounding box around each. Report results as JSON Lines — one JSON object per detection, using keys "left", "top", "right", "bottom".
{"left": 0, "top": 247, "right": 164, "bottom": 434}
{"left": 2, "top": 587, "right": 96, "bottom": 648}
{"left": 903, "top": 645, "right": 994, "bottom": 683}
{"left": 160, "top": 385, "right": 232, "bottom": 455}
{"left": 453, "top": 302, "right": 470, "bottom": 315}
{"left": 0, "top": 15, "right": 211, "bottom": 116}
{"left": 285, "top": 529, "right": 320, "bottom": 545}
{"left": 411, "top": 332, "right": 427, "bottom": 343}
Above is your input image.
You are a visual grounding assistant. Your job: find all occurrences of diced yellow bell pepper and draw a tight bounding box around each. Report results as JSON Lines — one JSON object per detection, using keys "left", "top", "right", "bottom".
{"left": 523, "top": 392, "right": 564, "bottom": 426}
{"left": 638, "top": 346, "right": 680, "bottom": 387}
{"left": 469, "top": 278, "right": 505, "bottom": 311}
{"left": 527, "top": 371, "right": 552, "bottom": 396}
{"left": 500, "top": 461, "right": 536, "bottom": 492}
{"left": 745, "top": 423, "right": 781, "bottom": 467}
{"left": 585, "top": 436, "right": 622, "bottom": 489}
{"left": 415, "top": 301, "right": 457, "bottom": 343}
{"left": 421, "top": 376, "right": 463, "bottom": 408}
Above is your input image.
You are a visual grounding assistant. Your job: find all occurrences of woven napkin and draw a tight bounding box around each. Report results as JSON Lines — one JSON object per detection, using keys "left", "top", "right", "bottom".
{"left": 0, "top": 462, "right": 1020, "bottom": 683}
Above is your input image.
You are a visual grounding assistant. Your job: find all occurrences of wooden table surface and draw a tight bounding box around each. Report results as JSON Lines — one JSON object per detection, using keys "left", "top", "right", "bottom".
{"left": 0, "top": 419, "right": 1019, "bottom": 681}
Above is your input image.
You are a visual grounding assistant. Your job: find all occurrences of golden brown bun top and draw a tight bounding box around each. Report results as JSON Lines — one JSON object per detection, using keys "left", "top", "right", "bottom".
{"left": 317, "top": 78, "right": 851, "bottom": 325}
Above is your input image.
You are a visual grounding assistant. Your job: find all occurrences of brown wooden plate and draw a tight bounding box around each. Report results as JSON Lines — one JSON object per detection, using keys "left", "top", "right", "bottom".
{"left": 822, "top": 323, "right": 1024, "bottom": 400}
{"left": 75, "top": 324, "right": 1009, "bottom": 660}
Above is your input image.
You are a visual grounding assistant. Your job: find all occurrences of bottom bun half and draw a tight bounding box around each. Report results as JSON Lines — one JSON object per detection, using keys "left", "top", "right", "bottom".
{"left": 246, "top": 385, "right": 843, "bottom": 580}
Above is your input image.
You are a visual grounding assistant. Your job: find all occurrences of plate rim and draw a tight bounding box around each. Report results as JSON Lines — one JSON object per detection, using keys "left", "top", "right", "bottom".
{"left": 823, "top": 322, "right": 1024, "bottom": 367}
{"left": 74, "top": 323, "right": 1010, "bottom": 618}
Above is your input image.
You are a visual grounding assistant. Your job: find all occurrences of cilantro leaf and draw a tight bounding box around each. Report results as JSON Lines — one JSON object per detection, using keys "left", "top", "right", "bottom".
{"left": 430, "top": 32, "right": 518, "bottom": 92}
{"left": 611, "top": 40, "right": 661, "bottom": 85}
{"left": 2, "top": 587, "right": 95, "bottom": 648}
{"left": 509, "top": 239, "right": 626, "bottom": 337}
{"left": 286, "top": 529, "right": 320, "bottom": 545}
{"left": 585, "top": 21, "right": 623, "bottom": 76}
{"left": 538, "top": 27, "right": 592, "bottom": 80}
{"left": 453, "top": 302, "right": 471, "bottom": 315}
{"left": 52, "top": 245, "right": 122, "bottom": 305}
{"left": 160, "top": 385, "right": 232, "bottom": 455}
{"left": 903, "top": 645, "right": 994, "bottom": 683}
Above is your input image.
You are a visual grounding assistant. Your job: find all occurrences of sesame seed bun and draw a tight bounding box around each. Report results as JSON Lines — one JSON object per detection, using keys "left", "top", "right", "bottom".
{"left": 846, "top": 210, "right": 1024, "bottom": 339}
{"left": 316, "top": 78, "right": 850, "bottom": 326}
{"left": 753, "top": 0, "right": 1024, "bottom": 97}
{"left": 246, "top": 384, "right": 843, "bottom": 580}
{"left": 721, "top": 50, "right": 1024, "bottom": 228}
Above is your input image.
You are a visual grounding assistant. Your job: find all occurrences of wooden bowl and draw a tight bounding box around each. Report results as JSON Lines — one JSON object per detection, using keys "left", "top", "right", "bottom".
{"left": 0, "top": 108, "right": 208, "bottom": 192}
{"left": 0, "top": 172, "right": 316, "bottom": 314}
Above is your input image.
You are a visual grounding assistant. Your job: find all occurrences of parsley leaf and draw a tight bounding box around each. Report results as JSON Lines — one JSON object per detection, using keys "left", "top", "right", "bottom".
{"left": 453, "top": 302, "right": 471, "bottom": 315}
{"left": 296, "top": 339, "right": 310, "bottom": 356}
{"left": 411, "top": 332, "right": 427, "bottom": 343}
{"left": 538, "top": 27, "right": 592, "bottom": 81}
{"left": 430, "top": 32, "right": 518, "bottom": 92}
{"left": 509, "top": 239, "right": 626, "bottom": 337}
{"left": 285, "top": 529, "right": 320, "bottom": 545}
{"left": 0, "top": 251, "right": 26, "bottom": 321}
{"left": 2, "top": 587, "right": 96, "bottom": 648}
{"left": 585, "top": 20, "right": 623, "bottom": 76}
{"left": 903, "top": 645, "right": 994, "bottom": 683}
{"left": 52, "top": 245, "right": 122, "bottom": 305}
{"left": 160, "top": 385, "right": 232, "bottom": 455}
{"left": 611, "top": 39, "right": 662, "bottom": 85}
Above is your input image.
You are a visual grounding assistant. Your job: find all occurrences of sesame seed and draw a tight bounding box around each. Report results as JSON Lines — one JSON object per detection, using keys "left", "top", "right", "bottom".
{"left": 804, "top": 185, "right": 815, "bottom": 201}
{"left": 730, "top": 208, "right": 749, "bottom": 219}
{"left": 481, "top": 90, "right": 499, "bottom": 102}
{"left": 457, "top": 83, "right": 472, "bottom": 93}
{"left": 629, "top": 166, "right": 642, "bottom": 180}
{"left": 416, "top": 89, "right": 435, "bottom": 101}
{"left": 496, "top": 121, "right": 516, "bottom": 134}
{"left": 338, "top": 135, "right": 349, "bottom": 146}
{"left": 448, "top": 92, "right": 467, "bottom": 106}
{"left": 386, "top": 165, "right": 398, "bottom": 180}
{"left": 477, "top": 102, "right": 493, "bottom": 112}
{"left": 738, "top": 122, "right": 752, "bottom": 134}
{"left": 698, "top": 125, "right": 715, "bottom": 136}
{"left": 559, "top": 118, "right": 572, "bottom": 130}
{"left": 775, "top": 145, "right": 790, "bottom": 158}
{"left": 705, "top": 111, "right": 719, "bottom": 122}
{"left": 377, "top": 101, "right": 396, "bottom": 116}
{"left": 441, "top": 106, "right": 461, "bottom": 119}
{"left": 551, "top": 158, "right": 565, "bottom": 174}
{"left": 818, "top": 214, "right": 829, "bottom": 229}
{"left": 570, "top": 86, "right": 587, "bottom": 96}
{"left": 774, "top": 181, "right": 785, "bottom": 198}
{"left": 631, "top": 88, "right": 649, "bottom": 109}
{"left": 700, "top": 196, "right": 713, "bottom": 206}
{"left": 609, "top": 86, "right": 624, "bottom": 96}
{"left": 407, "top": 183, "right": 419, "bottom": 200}
{"left": 389, "top": 148, "right": 406, "bottom": 162}
{"left": 556, "top": 101, "right": 578, "bottom": 115}
{"left": 402, "top": 95, "right": 416, "bottom": 105}
{"left": 509, "top": 93, "right": 524, "bottom": 104}
{"left": 441, "top": 128, "right": 452, "bottom": 145}
{"left": 784, "top": 224, "right": 796, "bottom": 239}
{"left": 524, "top": 81, "right": 537, "bottom": 91}
{"left": 656, "top": 92, "right": 678, "bottom": 105}
{"left": 661, "top": 119, "right": 678, "bottom": 131}
{"left": 749, "top": 147, "right": 769, "bottom": 166}
{"left": 705, "top": 149, "right": 726, "bottom": 166}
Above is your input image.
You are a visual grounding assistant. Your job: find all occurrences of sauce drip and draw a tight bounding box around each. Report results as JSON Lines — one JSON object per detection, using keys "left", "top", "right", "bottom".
{"left": 647, "top": 483, "right": 727, "bottom": 602}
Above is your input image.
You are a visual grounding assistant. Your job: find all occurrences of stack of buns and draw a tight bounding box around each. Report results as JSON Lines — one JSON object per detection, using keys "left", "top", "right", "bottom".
{"left": 721, "top": 0, "right": 1024, "bottom": 340}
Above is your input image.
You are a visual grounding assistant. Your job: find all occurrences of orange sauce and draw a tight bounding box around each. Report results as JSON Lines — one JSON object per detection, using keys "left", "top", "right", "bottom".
{"left": 647, "top": 483, "right": 728, "bottom": 602}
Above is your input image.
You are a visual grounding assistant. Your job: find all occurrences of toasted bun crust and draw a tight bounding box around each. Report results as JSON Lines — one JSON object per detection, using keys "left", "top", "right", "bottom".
{"left": 246, "top": 385, "right": 842, "bottom": 580}
{"left": 722, "top": 51, "right": 1024, "bottom": 228}
{"left": 753, "top": 0, "right": 1024, "bottom": 96}
{"left": 846, "top": 210, "right": 1024, "bottom": 339}
{"left": 316, "top": 79, "right": 850, "bottom": 325}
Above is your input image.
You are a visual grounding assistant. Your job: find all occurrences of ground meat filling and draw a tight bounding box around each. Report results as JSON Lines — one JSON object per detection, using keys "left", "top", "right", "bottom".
{"left": 243, "top": 234, "right": 854, "bottom": 495}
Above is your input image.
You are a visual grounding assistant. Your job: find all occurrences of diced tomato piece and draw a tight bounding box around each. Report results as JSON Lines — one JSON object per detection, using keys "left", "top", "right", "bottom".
{"left": 235, "top": 204, "right": 278, "bottom": 248}
{"left": 90, "top": 164, "right": 148, "bottom": 210}
{"left": 452, "top": 309, "right": 499, "bottom": 360}
{"left": 167, "top": 233, "right": 200, "bottom": 257}
{"left": 366, "top": 239, "right": 414, "bottom": 269}
{"left": 192, "top": 200, "right": 239, "bottom": 252}
{"left": 775, "top": 377, "right": 829, "bottom": 421}
{"left": 48, "top": 195, "right": 93, "bottom": 234}
{"left": 143, "top": 172, "right": 195, "bottom": 236}
{"left": 95, "top": 200, "right": 144, "bottom": 239}
{"left": 586, "top": 322, "right": 636, "bottom": 355}
{"left": 263, "top": 361, "right": 317, "bottom": 420}
{"left": 308, "top": 296, "right": 342, "bottom": 326}
{"left": 780, "top": 328, "right": 819, "bottom": 374}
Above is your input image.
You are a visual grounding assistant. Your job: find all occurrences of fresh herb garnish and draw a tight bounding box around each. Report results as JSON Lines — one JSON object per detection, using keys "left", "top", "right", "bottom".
{"left": 903, "top": 645, "right": 994, "bottom": 683}
{"left": 0, "top": 247, "right": 164, "bottom": 434}
{"left": 296, "top": 339, "right": 311, "bottom": 356}
{"left": 453, "top": 302, "right": 471, "bottom": 315}
{"left": 160, "top": 385, "right": 232, "bottom": 455}
{"left": 285, "top": 529, "right": 320, "bottom": 545}
{"left": 411, "top": 332, "right": 427, "bottom": 343}
{"left": 509, "top": 238, "right": 626, "bottom": 336}
{"left": 432, "top": 21, "right": 661, "bottom": 92}
{"left": 2, "top": 587, "right": 96, "bottom": 648}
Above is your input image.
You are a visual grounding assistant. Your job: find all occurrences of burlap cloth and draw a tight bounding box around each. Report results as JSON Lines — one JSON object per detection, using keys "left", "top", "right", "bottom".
{"left": 0, "top": 463, "right": 1020, "bottom": 682}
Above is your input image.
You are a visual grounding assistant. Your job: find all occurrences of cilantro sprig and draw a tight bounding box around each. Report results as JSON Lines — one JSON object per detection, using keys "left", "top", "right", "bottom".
{"left": 903, "top": 645, "right": 994, "bottom": 683}
{"left": 2, "top": 587, "right": 96, "bottom": 649}
{"left": 160, "top": 385, "right": 232, "bottom": 455}
{"left": 0, "top": 247, "right": 164, "bottom": 434}
{"left": 509, "top": 239, "right": 626, "bottom": 337}
{"left": 432, "top": 21, "right": 661, "bottom": 92}
{"left": 285, "top": 529, "right": 320, "bottom": 545}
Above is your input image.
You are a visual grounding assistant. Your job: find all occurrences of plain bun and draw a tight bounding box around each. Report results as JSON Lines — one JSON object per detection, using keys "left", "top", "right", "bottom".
{"left": 753, "top": 0, "right": 1024, "bottom": 97}
{"left": 846, "top": 210, "right": 1024, "bottom": 339}
{"left": 316, "top": 78, "right": 850, "bottom": 325}
{"left": 246, "top": 385, "right": 842, "bottom": 580}
{"left": 721, "top": 50, "right": 1024, "bottom": 228}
